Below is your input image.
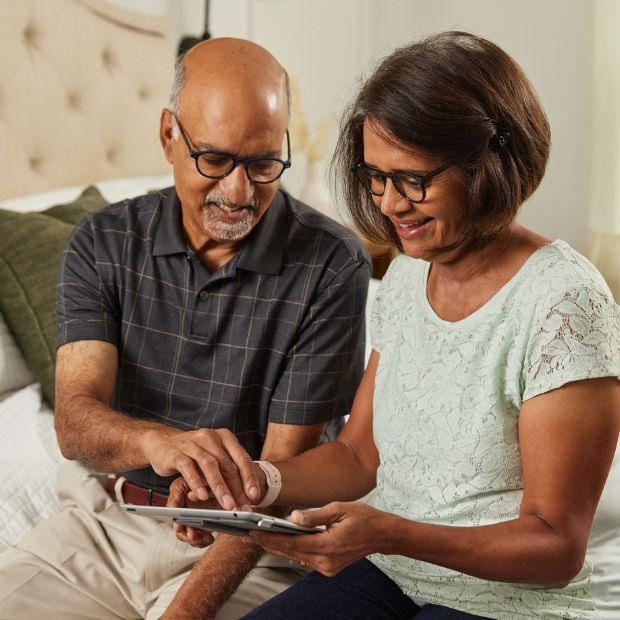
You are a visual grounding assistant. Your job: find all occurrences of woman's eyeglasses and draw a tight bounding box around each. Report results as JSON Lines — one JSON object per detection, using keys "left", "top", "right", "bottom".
{"left": 352, "top": 162, "right": 452, "bottom": 203}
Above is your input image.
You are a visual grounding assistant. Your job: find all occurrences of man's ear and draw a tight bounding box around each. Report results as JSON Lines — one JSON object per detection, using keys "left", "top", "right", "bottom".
{"left": 160, "top": 108, "right": 175, "bottom": 164}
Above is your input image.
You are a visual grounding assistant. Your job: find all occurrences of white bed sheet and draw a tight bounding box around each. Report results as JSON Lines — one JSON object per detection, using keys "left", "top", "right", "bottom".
{"left": 0, "top": 384, "right": 65, "bottom": 551}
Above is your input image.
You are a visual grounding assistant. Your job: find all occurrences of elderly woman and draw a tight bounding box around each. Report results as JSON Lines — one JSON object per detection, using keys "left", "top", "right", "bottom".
{"left": 169, "top": 32, "right": 620, "bottom": 619}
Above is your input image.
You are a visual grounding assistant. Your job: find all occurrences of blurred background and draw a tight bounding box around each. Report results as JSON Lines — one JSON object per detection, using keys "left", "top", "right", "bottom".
{"left": 112, "top": 0, "right": 620, "bottom": 292}
{"left": 1, "top": 0, "right": 618, "bottom": 291}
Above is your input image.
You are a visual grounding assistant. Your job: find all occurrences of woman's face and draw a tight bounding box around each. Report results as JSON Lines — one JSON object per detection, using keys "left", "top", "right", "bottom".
{"left": 362, "top": 120, "right": 467, "bottom": 260}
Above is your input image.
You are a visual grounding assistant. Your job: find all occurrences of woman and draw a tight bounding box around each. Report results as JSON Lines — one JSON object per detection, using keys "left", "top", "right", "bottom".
{"left": 171, "top": 32, "right": 620, "bottom": 619}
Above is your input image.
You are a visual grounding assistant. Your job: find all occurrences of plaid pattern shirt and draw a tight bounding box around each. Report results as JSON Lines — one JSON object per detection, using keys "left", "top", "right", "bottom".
{"left": 57, "top": 187, "right": 371, "bottom": 489}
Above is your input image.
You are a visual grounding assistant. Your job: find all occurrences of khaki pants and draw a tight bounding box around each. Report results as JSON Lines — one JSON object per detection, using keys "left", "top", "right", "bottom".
{"left": 0, "top": 462, "right": 304, "bottom": 619}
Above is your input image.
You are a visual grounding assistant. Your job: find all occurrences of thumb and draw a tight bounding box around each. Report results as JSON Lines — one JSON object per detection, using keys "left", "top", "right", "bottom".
{"left": 291, "top": 502, "right": 345, "bottom": 528}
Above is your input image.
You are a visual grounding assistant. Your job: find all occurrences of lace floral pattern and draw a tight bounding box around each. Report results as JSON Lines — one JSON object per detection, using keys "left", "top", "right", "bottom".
{"left": 367, "top": 241, "right": 620, "bottom": 619}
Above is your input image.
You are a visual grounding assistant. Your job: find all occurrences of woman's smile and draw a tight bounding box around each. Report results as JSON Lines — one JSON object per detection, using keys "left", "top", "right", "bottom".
{"left": 392, "top": 216, "right": 435, "bottom": 240}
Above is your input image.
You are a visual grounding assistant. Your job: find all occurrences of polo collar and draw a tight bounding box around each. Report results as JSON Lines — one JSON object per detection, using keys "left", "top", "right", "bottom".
{"left": 152, "top": 187, "right": 287, "bottom": 276}
{"left": 237, "top": 190, "right": 287, "bottom": 276}
{"left": 152, "top": 187, "right": 186, "bottom": 257}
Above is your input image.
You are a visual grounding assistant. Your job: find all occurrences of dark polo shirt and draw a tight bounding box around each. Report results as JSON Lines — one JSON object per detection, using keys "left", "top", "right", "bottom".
{"left": 56, "top": 187, "right": 370, "bottom": 489}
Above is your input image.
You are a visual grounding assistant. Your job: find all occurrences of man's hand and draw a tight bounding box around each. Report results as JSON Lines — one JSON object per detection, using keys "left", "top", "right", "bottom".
{"left": 167, "top": 477, "right": 218, "bottom": 548}
{"left": 141, "top": 427, "right": 261, "bottom": 510}
{"left": 167, "top": 464, "right": 268, "bottom": 548}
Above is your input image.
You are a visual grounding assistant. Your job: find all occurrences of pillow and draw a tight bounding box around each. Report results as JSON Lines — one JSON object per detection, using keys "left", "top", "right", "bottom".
{"left": 0, "top": 174, "right": 173, "bottom": 214}
{"left": 0, "top": 187, "right": 108, "bottom": 405}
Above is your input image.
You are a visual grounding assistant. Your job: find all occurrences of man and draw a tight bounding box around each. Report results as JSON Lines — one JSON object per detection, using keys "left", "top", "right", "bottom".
{"left": 0, "top": 39, "right": 370, "bottom": 618}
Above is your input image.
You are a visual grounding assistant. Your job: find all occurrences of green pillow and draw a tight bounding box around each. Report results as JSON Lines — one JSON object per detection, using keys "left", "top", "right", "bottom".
{"left": 0, "top": 186, "right": 108, "bottom": 405}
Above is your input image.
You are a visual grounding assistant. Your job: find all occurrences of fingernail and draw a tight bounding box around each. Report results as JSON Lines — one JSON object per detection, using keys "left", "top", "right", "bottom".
{"left": 222, "top": 494, "right": 234, "bottom": 510}
{"left": 249, "top": 485, "right": 259, "bottom": 500}
{"left": 292, "top": 510, "right": 305, "bottom": 524}
{"left": 197, "top": 487, "right": 209, "bottom": 500}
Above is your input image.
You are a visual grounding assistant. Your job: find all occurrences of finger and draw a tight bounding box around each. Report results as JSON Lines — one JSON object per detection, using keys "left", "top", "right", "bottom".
{"left": 192, "top": 451, "right": 237, "bottom": 510}
{"left": 173, "top": 453, "right": 210, "bottom": 501}
{"left": 292, "top": 503, "right": 343, "bottom": 528}
{"left": 187, "top": 526, "right": 214, "bottom": 547}
{"left": 219, "top": 431, "right": 260, "bottom": 503}
{"left": 167, "top": 478, "right": 189, "bottom": 508}
{"left": 192, "top": 431, "right": 252, "bottom": 509}
{"left": 249, "top": 530, "right": 295, "bottom": 554}
{"left": 221, "top": 470, "right": 252, "bottom": 511}
{"left": 174, "top": 524, "right": 191, "bottom": 544}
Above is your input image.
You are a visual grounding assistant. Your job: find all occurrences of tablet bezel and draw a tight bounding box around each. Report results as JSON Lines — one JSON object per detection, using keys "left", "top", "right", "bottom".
{"left": 121, "top": 504, "right": 323, "bottom": 536}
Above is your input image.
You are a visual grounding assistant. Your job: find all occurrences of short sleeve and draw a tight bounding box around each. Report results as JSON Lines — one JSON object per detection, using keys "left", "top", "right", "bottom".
{"left": 56, "top": 217, "right": 120, "bottom": 349}
{"left": 268, "top": 257, "right": 371, "bottom": 425}
{"left": 522, "top": 283, "right": 620, "bottom": 401}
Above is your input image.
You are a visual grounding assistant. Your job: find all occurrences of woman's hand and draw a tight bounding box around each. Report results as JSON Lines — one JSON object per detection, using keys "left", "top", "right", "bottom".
{"left": 249, "top": 501, "right": 395, "bottom": 576}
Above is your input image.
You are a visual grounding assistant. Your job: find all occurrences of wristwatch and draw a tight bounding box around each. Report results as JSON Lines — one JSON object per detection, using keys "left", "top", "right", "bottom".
{"left": 252, "top": 461, "right": 282, "bottom": 508}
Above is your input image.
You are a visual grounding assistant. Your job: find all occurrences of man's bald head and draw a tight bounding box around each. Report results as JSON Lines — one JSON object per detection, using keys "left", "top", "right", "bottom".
{"left": 168, "top": 38, "right": 290, "bottom": 123}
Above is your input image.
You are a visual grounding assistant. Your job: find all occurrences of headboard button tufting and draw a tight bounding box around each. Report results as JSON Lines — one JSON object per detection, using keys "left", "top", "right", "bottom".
{"left": 102, "top": 47, "right": 115, "bottom": 69}
{"left": 28, "top": 156, "right": 42, "bottom": 171}
{"left": 23, "top": 23, "right": 38, "bottom": 47}
{"left": 67, "top": 92, "right": 80, "bottom": 110}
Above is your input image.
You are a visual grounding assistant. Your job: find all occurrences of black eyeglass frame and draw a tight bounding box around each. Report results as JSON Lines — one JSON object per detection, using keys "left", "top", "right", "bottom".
{"left": 173, "top": 113, "right": 291, "bottom": 184}
{"left": 352, "top": 161, "right": 453, "bottom": 204}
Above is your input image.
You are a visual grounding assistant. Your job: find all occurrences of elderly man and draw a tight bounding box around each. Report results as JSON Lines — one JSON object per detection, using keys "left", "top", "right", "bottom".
{"left": 0, "top": 39, "right": 369, "bottom": 618}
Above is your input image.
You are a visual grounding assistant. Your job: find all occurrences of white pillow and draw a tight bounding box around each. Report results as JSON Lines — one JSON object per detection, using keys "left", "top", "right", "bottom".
{"left": 0, "top": 174, "right": 174, "bottom": 213}
{"left": 0, "top": 384, "right": 64, "bottom": 551}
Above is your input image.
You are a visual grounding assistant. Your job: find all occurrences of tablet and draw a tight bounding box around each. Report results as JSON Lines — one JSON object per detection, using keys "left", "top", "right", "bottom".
{"left": 121, "top": 504, "right": 324, "bottom": 536}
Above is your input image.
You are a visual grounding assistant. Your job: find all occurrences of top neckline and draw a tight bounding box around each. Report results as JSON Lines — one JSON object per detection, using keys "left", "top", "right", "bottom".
{"left": 418, "top": 239, "right": 564, "bottom": 328}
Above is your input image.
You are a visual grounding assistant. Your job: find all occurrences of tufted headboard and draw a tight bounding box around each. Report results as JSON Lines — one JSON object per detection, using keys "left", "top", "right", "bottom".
{"left": 0, "top": 0, "right": 173, "bottom": 202}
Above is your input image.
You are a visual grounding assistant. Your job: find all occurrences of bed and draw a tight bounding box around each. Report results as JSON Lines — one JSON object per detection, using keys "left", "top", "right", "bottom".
{"left": 0, "top": 0, "right": 177, "bottom": 550}
{"left": 0, "top": 0, "right": 380, "bottom": 553}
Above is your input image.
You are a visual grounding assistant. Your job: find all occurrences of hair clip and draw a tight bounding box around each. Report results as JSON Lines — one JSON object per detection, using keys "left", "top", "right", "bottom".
{"left": 492, "top": 130, "right": 511, "bottom": 149}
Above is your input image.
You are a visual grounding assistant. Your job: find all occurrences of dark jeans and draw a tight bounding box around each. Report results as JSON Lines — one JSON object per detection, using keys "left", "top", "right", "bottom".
{"left": 242, "top": 559, "right": 492, "bottom": 619}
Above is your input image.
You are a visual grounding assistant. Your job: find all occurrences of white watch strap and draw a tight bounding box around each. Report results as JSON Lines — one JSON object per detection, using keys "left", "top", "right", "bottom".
{"left": 253, "top": 461, "right": 282, "bottom": 508}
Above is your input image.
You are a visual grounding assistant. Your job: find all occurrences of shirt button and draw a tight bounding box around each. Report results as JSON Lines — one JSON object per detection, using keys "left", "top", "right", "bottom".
{"left": 199, "top": 290, "right": 209, "bottom": 301}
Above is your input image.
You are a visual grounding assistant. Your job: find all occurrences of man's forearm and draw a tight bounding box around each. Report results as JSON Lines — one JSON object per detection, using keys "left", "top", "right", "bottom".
{"left": 55, "top": 394, "right": 179, "bottom": 473}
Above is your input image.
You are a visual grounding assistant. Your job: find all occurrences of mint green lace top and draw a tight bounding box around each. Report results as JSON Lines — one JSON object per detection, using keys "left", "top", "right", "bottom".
{"left": 367, "top": 240, "right": 620, "bottom": 619}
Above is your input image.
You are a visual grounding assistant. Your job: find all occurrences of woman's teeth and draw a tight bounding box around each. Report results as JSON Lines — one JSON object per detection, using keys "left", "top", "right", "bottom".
{"left": 398, "top": 217, "right": 433, "bottom": 228}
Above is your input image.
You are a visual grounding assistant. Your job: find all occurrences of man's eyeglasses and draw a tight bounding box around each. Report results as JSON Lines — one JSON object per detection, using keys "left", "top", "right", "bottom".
{"left": 173, "top": 114, "right": 291, "bottom": 184}
{"left": 352, "top": 162, "right": 453, "bottom": 203}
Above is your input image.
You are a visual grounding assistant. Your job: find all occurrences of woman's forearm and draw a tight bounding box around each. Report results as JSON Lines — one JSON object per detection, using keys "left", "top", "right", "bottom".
{"left": 268, "top": 440, "right": 376, "bottom": 508}
{"left": 379, "top": 512, "right": 583, "bottom": 588}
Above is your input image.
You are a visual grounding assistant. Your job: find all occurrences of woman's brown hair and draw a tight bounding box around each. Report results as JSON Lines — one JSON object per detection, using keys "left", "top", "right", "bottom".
{"left": 333, "top": 31, "right": 551, "bottom": 256}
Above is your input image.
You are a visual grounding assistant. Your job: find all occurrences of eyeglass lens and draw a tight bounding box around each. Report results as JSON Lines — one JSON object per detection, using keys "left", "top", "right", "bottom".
{"left": 356, "top": 168, "right": 424, "bottom": 202}
{"left": 196, "top": 153, "right": 286, "bottom": 183}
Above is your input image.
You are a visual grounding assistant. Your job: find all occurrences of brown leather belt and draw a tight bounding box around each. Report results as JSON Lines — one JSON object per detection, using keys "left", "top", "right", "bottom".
{"left": 104, "top": 476, "right": 169, "bottom": 507}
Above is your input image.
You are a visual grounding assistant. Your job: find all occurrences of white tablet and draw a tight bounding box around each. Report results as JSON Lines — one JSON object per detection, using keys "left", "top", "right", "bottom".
{"left": 121, "top": 504, "right": 324, "bottom": 536}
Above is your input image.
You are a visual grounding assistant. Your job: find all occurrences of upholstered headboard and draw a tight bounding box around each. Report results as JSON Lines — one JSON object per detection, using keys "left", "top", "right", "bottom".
{"left": 0, "top": 0, "right": 173, "bottom": 201}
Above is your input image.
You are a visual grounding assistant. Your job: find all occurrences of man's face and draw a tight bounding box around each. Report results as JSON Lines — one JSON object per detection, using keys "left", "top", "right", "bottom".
{"left": 161, "top": 91, "right": 288, "bottom": 247}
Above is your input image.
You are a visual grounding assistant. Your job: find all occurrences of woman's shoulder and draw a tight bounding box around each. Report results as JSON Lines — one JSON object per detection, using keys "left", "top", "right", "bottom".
{"left": 525, "top": 240, "right": 615, "bottom": 304}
